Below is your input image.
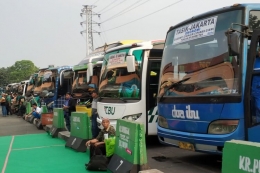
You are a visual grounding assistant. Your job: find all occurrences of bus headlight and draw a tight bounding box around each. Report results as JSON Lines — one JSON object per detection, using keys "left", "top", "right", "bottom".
{"left": 208, "top": 120, "right": 239, "bottom": 134}
{"left": 158, "top": 116, "right": 169, "bottom": 129}
{"left": 122, "top": 113, "right": 141, "bottom": 121}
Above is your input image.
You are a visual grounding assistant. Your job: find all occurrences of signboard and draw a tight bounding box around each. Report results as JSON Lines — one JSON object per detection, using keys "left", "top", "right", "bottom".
{"left": 222, "top": 140, "right": 260, "bottom": 173}
{"left": 70, "top": 112, "right": 91, "bottom": 139}
{"left": 173, "top": 16, "right": 218, "bottom": 45}
{"left": 108, "top": 119, "right": 147, "bottom": 172}
{"left": 115, "top": 119, "right": 147, "bottom": 165}
{"left": 108, "top": 52, "right": 126, "bottom": 66}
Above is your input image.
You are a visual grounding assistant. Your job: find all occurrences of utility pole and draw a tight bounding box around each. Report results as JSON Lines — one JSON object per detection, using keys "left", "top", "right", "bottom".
{"left": 80, "top": 5, "right": 100, "bottom": 56}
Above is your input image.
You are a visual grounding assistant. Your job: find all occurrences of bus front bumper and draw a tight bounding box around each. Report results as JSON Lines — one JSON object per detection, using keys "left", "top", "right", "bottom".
{"left": 157, "top": 126, "right": 244, "bottom": 154}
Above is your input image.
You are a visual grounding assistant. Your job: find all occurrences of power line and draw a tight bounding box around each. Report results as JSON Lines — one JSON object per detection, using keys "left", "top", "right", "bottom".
{"left": 102, "top": 0, "right": 151, "bottom": 24}
{"left": 102, "top": 0, "right": 183, "bottom": 32}
{"left": 92, "top": 0, "right": 100, "bottom": 5}
{"left": 101, "top": 0, "right": 142, "bottom": 23}
{"left": 98, "top": 0, "right": 118, "bottom": 13}
{"left": 92, "top": 0, "right": 99, "bottom": 5}
{"left": 102, "top": 0, "right": 127, "bottom": 14}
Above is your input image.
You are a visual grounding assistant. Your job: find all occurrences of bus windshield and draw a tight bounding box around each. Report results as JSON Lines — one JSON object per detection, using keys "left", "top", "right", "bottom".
{"left": 159, "top": 10, "right": 242, "bottom": 97}
{"left": 72, "top": 71, "right": 89, "bottom": 90}
{"left": 42, "top": 70, "right": 55, "bottom": 92}
{"left": 99, "top": 48, "right": 143, "bottom": 99}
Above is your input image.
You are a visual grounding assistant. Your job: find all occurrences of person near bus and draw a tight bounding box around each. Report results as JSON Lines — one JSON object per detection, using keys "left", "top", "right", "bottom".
{"left": 85, "top": 118, "right": 116, "bottom": 166}
{"left": 1, "top": 93, "right": 7, "bottom": 116}
{"left": 91, "top": 90, "right": 100, "bottom": 138}
{"left": 17, "top": 101, "right": 26, "bottom": 118}
{"left": 251, "top": 48, "right": 260, "bottom": 123}
{"left": 6, "top": 93, "right": 11, "bottom": 115}
{"left": 31, "top": 103, "right": 42, "bottom": 119}
{"left": 63, "top": 92, "right": 76, "bottom": 132}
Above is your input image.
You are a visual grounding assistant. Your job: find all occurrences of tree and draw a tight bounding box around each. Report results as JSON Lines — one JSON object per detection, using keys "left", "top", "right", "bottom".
{"left": 0, "top": 67, "right": 9, "bottom": 87}
{"left": 8, "top": 60, "right": 39, "bottom": 83}
{"left": 249, "top": 14, "right": 260, "bottom": 30}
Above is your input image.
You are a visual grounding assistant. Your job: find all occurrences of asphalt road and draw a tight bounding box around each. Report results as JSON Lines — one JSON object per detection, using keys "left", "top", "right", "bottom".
{"left": 146, "top": 137, "right": 222, "bottom": 173}
{"left": 0, "top": 114, "right": 222, "bottom": 173}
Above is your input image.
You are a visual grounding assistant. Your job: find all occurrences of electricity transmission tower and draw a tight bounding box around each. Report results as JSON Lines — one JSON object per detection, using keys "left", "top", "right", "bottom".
{"left": 80, "top": 5, "right": 100, "bottom": 56}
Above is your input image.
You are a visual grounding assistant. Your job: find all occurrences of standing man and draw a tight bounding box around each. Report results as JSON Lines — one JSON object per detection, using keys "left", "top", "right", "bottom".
{"left": 1, "top": 93, "right": 7, "bottom": 117}
{"left": 6, "top": 93, "right": 11, "bottom": 115}
{"left": 63, "top": 92, "right": 76, "bottom": 132}
{"left": 91, "top": 90, "right": 100, "bottom": 138}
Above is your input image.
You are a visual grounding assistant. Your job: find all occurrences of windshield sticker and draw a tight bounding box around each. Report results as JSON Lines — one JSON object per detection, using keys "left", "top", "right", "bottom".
{"left": 108, "top": 52, "right": 126, "bottom": 66}
{"left": 173, "top": 16, "right": 218, "bottom": 45}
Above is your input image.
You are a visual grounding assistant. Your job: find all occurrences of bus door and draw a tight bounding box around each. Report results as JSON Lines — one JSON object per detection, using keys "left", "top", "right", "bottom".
{"left": 146, "top": 59, "right": 161, "bottom": 135}
{"left": 59, "top": 70, "right": 73, "bottom": 95}
{"left": 245, "top": 12, "right": 260, "bottom": 142}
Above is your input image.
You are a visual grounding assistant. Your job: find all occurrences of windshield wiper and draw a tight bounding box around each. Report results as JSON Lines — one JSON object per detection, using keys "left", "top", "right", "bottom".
{"left": 119, "top": 97, "right": 127, "bottom": 103}
{"left": 98, "top": 95, "right": 127, "bottom": 102}
{"left": 159, "top": 77, "right": 191, "bottom": 102}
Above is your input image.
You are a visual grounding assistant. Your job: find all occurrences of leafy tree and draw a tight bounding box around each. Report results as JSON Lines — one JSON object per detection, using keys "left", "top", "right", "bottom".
{"left": 0, "top": 67, "right": 9, "bottom": 87}
{"left": 8, "top": 60, "right": 39, "bottom": 83}
{"left": 249, "top": 14, "right": 260, "bottom": 30}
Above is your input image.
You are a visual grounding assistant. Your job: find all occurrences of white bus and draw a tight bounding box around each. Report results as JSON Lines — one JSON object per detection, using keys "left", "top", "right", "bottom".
{"left": 97, "top": 40, "right": 164, "bottom": 135}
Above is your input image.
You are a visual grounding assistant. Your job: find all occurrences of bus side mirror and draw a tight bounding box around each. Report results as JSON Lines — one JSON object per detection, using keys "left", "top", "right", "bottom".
{"left": 60, "top": 71, "right": 64, "bottom": 86}
{"left": 226, "top": 32, "right": 240, "bottom": 55}
{"left": 126, "top": 55, "right": 135, "bottom": 72}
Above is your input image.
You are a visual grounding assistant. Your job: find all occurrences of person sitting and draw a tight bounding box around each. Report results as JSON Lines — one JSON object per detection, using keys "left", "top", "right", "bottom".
{"left": 85, "top": 118, "right": 116, "bottom": 166}
{"left": 31, "top": 103, "right": 42, "bottom": 120}
{"left": 24, "top": 103, "right": 41, "bottom": 121}
{"left": 17, "top": 101, "right": 26, "bottom": 118}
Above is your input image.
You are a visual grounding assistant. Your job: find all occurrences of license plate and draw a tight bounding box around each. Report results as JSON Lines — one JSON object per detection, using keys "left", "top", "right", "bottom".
{"left": 179, "top": 141, "right": 195, "bottom": 151}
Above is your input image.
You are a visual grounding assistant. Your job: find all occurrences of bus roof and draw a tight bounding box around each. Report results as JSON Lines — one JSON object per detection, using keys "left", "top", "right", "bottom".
{"left": 7, "top": 83, "right": 19, "bottom": 87}
{"left": 74, "top": 40, "right": 143, "bottom": 71}
{"left": 20, "top": 80, "right": 29, "bottom": 84}
{"left": 168, "top": 3, "right": 260, "bottom": 33}
{"left": 47, "top": 65, "right": 73, "bottom": 70}
{"left": 105, "top": 39, "right": 165, "bottom": 53}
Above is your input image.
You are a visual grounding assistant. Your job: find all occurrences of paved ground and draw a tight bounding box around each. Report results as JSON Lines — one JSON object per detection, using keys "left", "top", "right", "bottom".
{"left": 0, "top": 113, "right": 222, "bottom": 173}
{"left": 0, "top": 114, "right": 45, "bottom": 136}
{"left": 146, "top": 138, "right": 221, "bottom": 173}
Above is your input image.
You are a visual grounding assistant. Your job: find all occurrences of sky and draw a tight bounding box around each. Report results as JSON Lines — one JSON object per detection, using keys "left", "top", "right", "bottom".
{"left": 0, "top": 0, "right": 259, "bottom": 69}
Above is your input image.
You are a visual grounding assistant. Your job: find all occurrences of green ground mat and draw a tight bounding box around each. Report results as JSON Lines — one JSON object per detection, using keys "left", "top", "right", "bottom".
{"left": 0, "top": 133, "right": 109, "bottom": 173}
{"left": 0, "top": 136, "right": 12, "bottom": 171}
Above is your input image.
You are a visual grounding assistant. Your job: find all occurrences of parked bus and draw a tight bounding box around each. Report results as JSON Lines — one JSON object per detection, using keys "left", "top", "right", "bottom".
{"left": 33, "top": 67, "right": 49, "bottom": 97}
{"left": 5, "top": 83, "right": 19, "bottom": 94}
{"left": 97, "top": 40, "right": 164, "bottom": 135}
{"left": 157, "top": 3, "right": 260, "bottom": 153}
{"left": 40, "top": 66, "right": 73, "bottom": 110}
{"left": 73, "top": 40, "right": 143, "bottom": 117}
{"left": 19, "top": 80, "right": 29, "bottom": 96}
{"left": 25, "top": 73, "right": 38, "bottom": 101}
{"left": 72, "top": 40, "right": 143, "bottom": 103}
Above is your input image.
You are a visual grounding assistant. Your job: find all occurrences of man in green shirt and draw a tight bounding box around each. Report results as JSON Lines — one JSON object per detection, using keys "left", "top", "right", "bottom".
{"left": 85, "top": 118, "right": 116, "bottom": 159}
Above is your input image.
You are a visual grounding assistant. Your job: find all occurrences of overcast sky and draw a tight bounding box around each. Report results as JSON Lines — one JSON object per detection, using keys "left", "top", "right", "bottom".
{"left": 0, "top": 0, "right": 259, "bottom": 69}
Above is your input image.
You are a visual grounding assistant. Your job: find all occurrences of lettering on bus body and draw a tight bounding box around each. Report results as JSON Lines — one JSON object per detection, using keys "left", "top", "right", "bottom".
{"left": 172, "top": 105, "right": 200, "bottom": 120}
{"left": 239, "top": 155, "right": 260, "bottom": 173}
{"left": 104, "top": 106, "right": 116, "bottom": 115}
